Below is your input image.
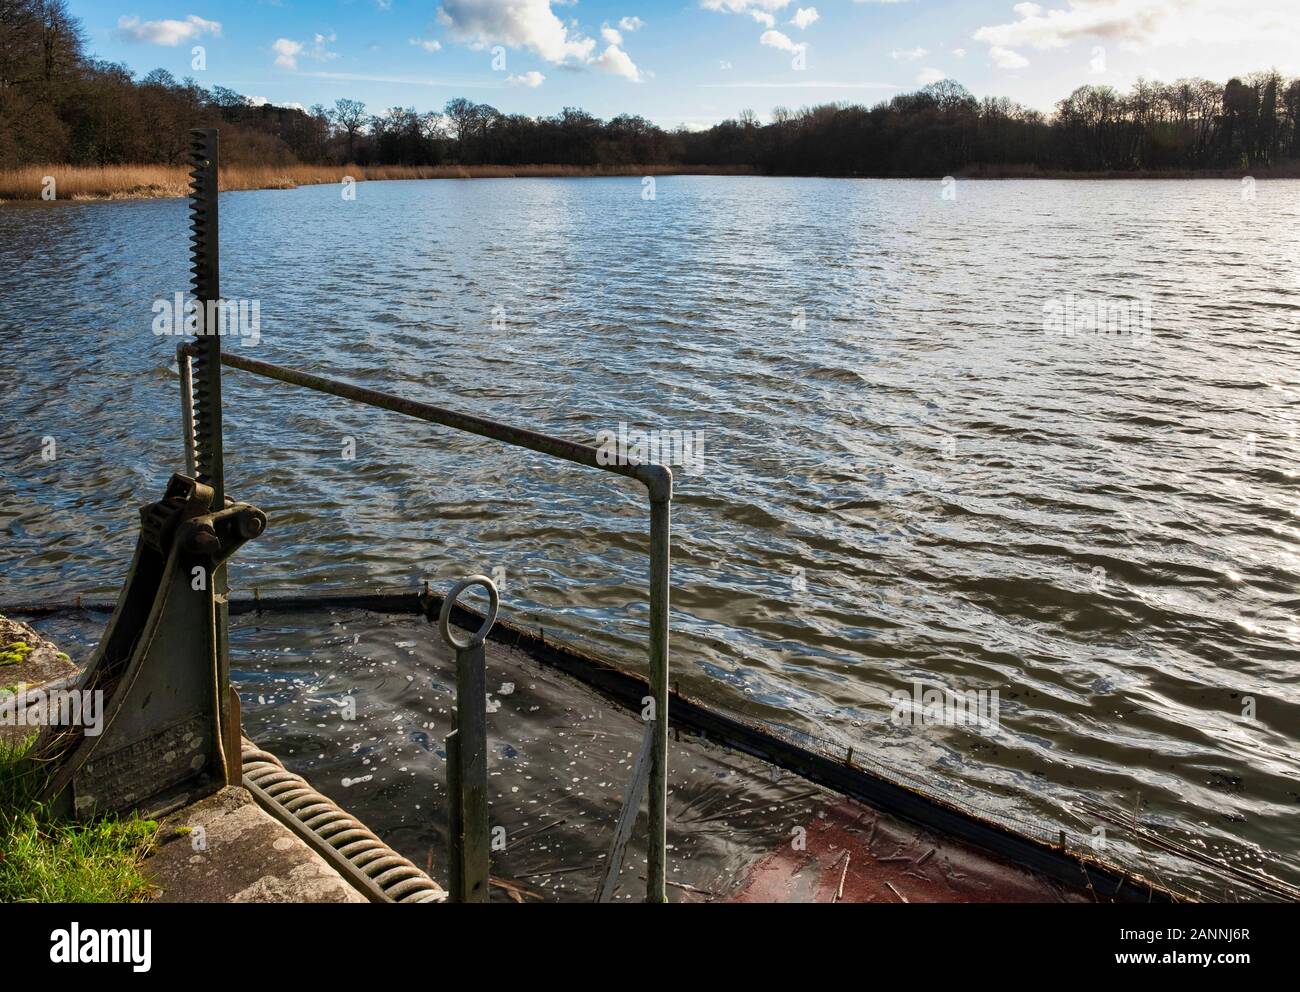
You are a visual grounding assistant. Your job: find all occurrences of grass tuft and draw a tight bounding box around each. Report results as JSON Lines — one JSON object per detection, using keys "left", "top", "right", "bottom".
{"left": 0, "top": 736, "right": 159, "bottom": 903}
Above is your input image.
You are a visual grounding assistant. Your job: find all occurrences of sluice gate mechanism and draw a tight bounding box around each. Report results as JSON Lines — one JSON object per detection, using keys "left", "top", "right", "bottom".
{"left": 26, "top": 128, "right": 673, "bottom": 903}
{"left": 32, "top": 474, "right": 263, "bottom": 819}
{"left": 32, "top": 133, "right": 260, "bottom": 821}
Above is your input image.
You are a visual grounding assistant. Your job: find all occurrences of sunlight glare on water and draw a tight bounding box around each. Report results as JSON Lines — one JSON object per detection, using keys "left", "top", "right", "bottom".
{"left": 2, "top": 175, "right": 1298, "bottom": 891}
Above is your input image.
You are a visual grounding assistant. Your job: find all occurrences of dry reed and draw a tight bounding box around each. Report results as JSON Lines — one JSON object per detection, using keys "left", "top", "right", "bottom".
{"left": 0, "top": 162, "right": 752, "bottom": 202}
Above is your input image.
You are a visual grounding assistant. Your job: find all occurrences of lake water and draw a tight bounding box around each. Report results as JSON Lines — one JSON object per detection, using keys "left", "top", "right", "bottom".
{"left": 2, "top": 176, "right": 1298, "bottom": 894}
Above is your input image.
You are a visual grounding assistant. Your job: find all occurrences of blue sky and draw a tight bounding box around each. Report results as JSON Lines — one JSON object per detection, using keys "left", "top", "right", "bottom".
{"left": 71, "top": 1, "right": 1300, "bottom": 128}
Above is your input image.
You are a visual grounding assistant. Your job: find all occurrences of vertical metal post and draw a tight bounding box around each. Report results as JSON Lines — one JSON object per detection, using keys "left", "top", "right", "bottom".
{"left": 177, "top": 344, "right": 197, "bottom": 478}
{"left": 439, "top": 577, "right": 498, "bottom": 903}
{"left": 646, "top": 495, "right": 671, "bottom": 903}
{"left": 446, "top": 730, "right": 464, "bottom": 899}
{"left": 453, "top": 635, "right": 489, "bottom": 902}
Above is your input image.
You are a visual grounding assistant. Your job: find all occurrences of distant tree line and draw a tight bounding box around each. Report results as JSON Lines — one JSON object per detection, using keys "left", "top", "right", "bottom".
{"left": 685, "top": 77, "right": 1300, "bottom": 175}
{"left": 3, "top": 0, "right": 1298, "bottom": 175}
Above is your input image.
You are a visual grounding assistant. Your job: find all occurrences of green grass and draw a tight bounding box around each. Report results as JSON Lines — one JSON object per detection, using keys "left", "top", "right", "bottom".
{"left": 0, "top": 736, "right": 159, "bottom": 902}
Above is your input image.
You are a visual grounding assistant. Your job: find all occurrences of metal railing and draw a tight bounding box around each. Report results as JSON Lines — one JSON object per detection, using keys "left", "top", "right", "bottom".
{"left": 178, "top": 345, "right": 673, "bottom": 902}
{"left": 439, "top": 575, "right": 497, "bottom": 903}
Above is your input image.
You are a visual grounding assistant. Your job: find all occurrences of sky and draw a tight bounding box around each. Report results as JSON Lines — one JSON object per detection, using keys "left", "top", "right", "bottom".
{"left": 70, "top": 1, "right": 1300, "bottom": 129}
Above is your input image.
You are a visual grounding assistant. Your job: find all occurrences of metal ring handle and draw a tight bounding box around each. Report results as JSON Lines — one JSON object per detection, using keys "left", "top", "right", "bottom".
{"left": 438, "top": 575, "right": 499, "bottom": 650}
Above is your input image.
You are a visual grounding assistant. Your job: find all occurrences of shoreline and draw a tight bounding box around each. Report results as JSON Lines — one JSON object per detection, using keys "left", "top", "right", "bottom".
{"left": 1, "top": 160, "right": 1296, "bottom": 205}
{"left": 0, "top": 163, "right": 752, "bottom": 204}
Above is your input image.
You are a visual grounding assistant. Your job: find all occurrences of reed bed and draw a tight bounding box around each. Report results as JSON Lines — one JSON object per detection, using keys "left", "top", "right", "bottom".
{"left": 0, "top": 162, "right": 752, "bottom": 202}
{"left": 0, "top": 164, "right": 191, "bottom": 201}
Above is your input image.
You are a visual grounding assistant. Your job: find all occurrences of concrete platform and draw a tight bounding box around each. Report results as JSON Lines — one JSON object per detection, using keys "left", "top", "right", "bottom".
{"left": 147, "top": 787, "right": 367, "bottom": 903}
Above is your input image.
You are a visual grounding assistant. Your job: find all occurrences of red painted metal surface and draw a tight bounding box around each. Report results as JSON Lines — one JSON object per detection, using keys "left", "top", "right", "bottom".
{"left": 726, "top": 799, "right": 1089, "bottom": 903}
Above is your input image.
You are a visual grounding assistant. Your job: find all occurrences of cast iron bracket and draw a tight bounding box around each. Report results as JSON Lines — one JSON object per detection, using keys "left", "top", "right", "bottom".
{"left": 32, "top": 474, "right": 265, "bottom": 819}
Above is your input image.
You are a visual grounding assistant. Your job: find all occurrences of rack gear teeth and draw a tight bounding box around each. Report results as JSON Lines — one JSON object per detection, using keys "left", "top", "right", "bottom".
{"left": 188, "top": 129, "right": 224, "bottom": 506}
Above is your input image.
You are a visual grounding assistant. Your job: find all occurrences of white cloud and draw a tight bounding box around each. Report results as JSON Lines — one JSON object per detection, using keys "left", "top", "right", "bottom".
{"left": 117, "top": 14, "right": 221, "bottom": 46}
{"left": 974, "top": 0, "right": 1300, "bottom": 54}
{"left": 437, "top": 0, "right": 595, "bottom": 63}
{"left": 507, "top": 70, "right": 546, "bottom": 86}
{"left": 247, "top": 95, "right": 269, "bottom": 107}
{"left": 952, "top": 47, "right": 967, "bottom": 57}
{"left": 275, "top": 32, "right": 338, "bottom": 69}
{"left": 703, "top": 0, "right": 822, "bottom": 54}
{"left": 312, "top": 33, "right": 339, "bottom": 60}
{"left": 916, "top": 67, "right": 945, "bottom": 84}
{"left": 990, "top": 45, "right": 1029, "bottom": 69}
{"left": 759, "top": 29, "right": 804, "bottom": 53}
{"left": 272, "top": 38, "right": 304, "bottom": 69}
{"left": 790, "top": 6, "right": 819, "bottom": 29}
{"left": 618, "top": 16, "right": 645, "bottom": 31}
{"left": 437, "top": 1, "right": 647, "bottom": 78}
{"left": 889, "top": 47, "right": 927, "bottom": 60}
{"left": 700, "top": 1, "right": 791, "bottom": 27}
{"left": 410, "top": 37, "right": 443, "bottom": 52}
{"left": 591, "top": 43, "right": 643, "bottom": 81}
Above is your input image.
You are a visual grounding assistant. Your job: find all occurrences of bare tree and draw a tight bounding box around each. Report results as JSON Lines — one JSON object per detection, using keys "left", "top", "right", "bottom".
{"left": 330, "top": 98, "right": 367, "bottom": 162}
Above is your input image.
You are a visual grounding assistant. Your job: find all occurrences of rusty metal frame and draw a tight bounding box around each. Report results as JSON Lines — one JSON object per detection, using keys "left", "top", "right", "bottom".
{"left": 205, "top": 352, "right": 673, "bottom": 903}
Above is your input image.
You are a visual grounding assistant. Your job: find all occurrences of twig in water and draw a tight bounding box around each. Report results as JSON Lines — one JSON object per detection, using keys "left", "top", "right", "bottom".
{"left": 505, "top": 817, "right": 568, "bottom": 850}
{"left": 637, "top": 875, "right": 718, "bottom": 899}
{"left": 515, "top": 864, "right": 597, "bottom": 879}
{"left": 834, "top": 852, "right": 851, "bottom": 903}
{"left": 490, "top": 876, "right": 543, "bottom": 902}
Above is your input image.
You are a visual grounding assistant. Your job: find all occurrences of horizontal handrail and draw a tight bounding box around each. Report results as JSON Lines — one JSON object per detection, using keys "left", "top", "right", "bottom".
{"left": 212, "top": 351, "right": 673, "bottom": 903}
{"left": 217, "top": 352, "right": 672, "bottom": 502}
